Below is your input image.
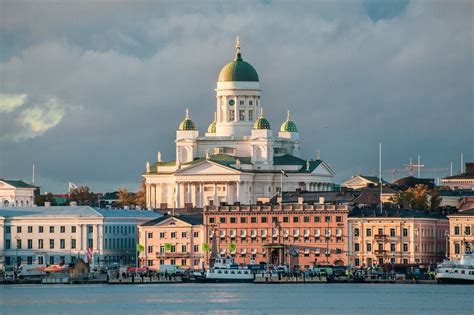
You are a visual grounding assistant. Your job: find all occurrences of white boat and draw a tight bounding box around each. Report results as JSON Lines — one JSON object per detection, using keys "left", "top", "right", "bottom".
{"left": 196, "top": 257, "right": 254, "bottom": 283}
{"left": 436, "top": 251, "right": 474, "bottom": 284}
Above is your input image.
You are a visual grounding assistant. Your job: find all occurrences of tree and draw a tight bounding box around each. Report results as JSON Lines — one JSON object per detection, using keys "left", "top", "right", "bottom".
{"left": 135, "top": 180, "right": 147, "bottom": 209}
{"left": 69, "top": 186, "right": 97, "bottom": 206}
{"left": 391, "top": 184, "right": 430, "bottom": 210}
{"left": 429, "top": 188, "right": 443, "bottom": 211}
{"left": 118, "top": 187, "right": 136, "bottom": 208}
{"left": 35, "top": 193, "right": 56, "bottom": 206}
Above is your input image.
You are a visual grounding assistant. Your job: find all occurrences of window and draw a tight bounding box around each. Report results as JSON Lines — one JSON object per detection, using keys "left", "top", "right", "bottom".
{"left": 239, "top": 110, "right": 245, "bottom": 121}
{"left": 27, "top": 239, "right": 33, "bottom": 249}
{"left": 60, "top": 239, "right": 65, "bottom": 249}
{"left": 160, "top": 259, "right": 165, "bottom": 265}
{"left": 220, "top": 217, "right": 226, "bottom": 224}
{"left": 390, "top": 257, "right": 396, "bottom": 264}
{"left": 17, "top": 239, "right": 22, "bottom": 249}
{"left": 239, "top": 100, "right": 244, "bottom": 105}
{"left": 88, "top": 239, "right": 93, "bottom": 249}
{"left": 378, "top": 228, "right": 383, "bottom": 235}
{"left": 283, "top": 217, "right": 289, "bottom": 223}
{"left": 38, "top": 239, "right": 43, "bottom": 249}
{"left": 403, "top": 258, "right": 408, "bottom": 264}
{"left": 230, "top": 217, "right": 236, "bottom": 224}
{"left": 465, "top": 226, "right": 471, "bottom": 235}
{"left": 5, "top": 226, "right": 11, "bottom": 234}
{"left": 181, "top": 245, "right": 187, "bottom": 252}
{"left": 194, "top": 259, "right": 199, "bottom": 266}
{"left": 251, "top": 217, "right": 257, "bottom": 223}
{"left": 240, "top": 217, "right": 246, "bottom": 224}
{"left": 49, "top": 256, "right": 54, "bottom": 265}
{"left": 28, "top": 226, "right": 33, "bottom": 233}
{"left": 403, "top": 228, "right": 408, "bottom": 237}
{"left": 71, "top": 239, "right": 76, "bottom": 249}
{"left": 314, "top": 216, "right": 320, "bottom": 223}
{"left": 27, "top": 256, "right": 33, "bottom": 265}
{"left": 355, "top": 258, "right": 360, "bottom": 266}
{"left": 366, "top": 229, "right": 372, "bottom": 237}
{"left": 354, "top": 228, "right": 360, "bottom": 237}
{"left": 249, "top": 100, "right": 253, "bottom": 105}
{"left": 355, "top": 243, "right": 360, "bottom": 252}
{"left": 293, "top": 217, "right": 299, "bottom": 223}
{"left": 71, "top": 226, "right": 76, "bottom": 233}
{"left": 50, "top": 239, "right": 55, "bottom": 249}
{"left": 181, "top": 259, "right": 187, "bottom": 266}
{"left": 60, "top": 226, "right": 66, "bottom": 233}
{"left": 17, "top": 226, "right": 22, "bottom": 233}
{"left": 160, "top": 245, "right": 165, "bottom": 253}
{"left": 171, "top": 245, "right": 176, "bottom": 253}
{"left": 50, "top": 226, "right": 54, "bottom": 233}
{"left": 261, "top": 217, "right": 267, "bottom": 223}
{"left": 171, "top": 232, "right": 177, "bottom": 238}
{"left": 366, "top": 243, "right": 372, "bottom": 252}
{"left": 147, "top": 260, "right": 154, "bottom": 267}
{"left": 148, "top": 232, "right": 153, "bottom": 239}
{"left": 248, "top": 110, "right": 253, "bottom": 121}
{"left": 336, "top": 216, "right": 342, "bottom": 223}
{"left": 390, "top": 228, "right": 396, "bottom": 237}
{"left": 454, "top": 243, "right": 460, "bottom": 254}
{"left": 88, "top": 226, "right": 93, "bottom": 233}
{"left": 193, "top": 245, "right": 199, "bottom": 252}
{"left": 403, "top": 243, "right": 409, "bottom": 252}
{"left": 5, "top": 239, "right": 10, "bottom": 249}
{"left": 390, "top": 243, "right": 396, "bottom": 252}
{"left": 160, "top": 232, "right": 165, "bottom": 238}
{"left": 229, "top": 110, "right": 235, "bottom": 121}
{"left": 181, "top": 232, "right": 187, "bottom": 238}
{"left": 193, "top": 231, "right": 199, "bottom": 238}
{"left": 209, "top": 217, "right": 215, "bottom": 224}
{"left": 304, "top": 216, "right": 310, "bottom": 223}
{"left": 148, "top": 246, "right": 153, "bottom": 253}
{"left": 325, "top": 216, "right": 331, "bottom": 222}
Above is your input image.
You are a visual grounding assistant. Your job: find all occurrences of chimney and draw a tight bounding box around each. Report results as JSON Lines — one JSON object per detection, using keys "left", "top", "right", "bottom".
{"left": 319, "top": 197, "right": 325, "bottom": 204}
{"left": 69, "top": 201, "right": 77, "bottom": 206}
{"left": 297, "top": 196, "right": 304, "bottom": 204}
{"left": 466, "top": 163, "right": 474, "bottom": 174}
{"left": 44, "top": 201, "right": 51, "bottom": 207}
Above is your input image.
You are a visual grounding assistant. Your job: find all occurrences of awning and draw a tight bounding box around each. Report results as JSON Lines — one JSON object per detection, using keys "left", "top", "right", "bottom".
{"left": 272, "top": 228, "right": 279, "bottom": 237}
{"left": 263, "top": 243, "right": 285, "bottom": 249}
{"left": 220, "top": 230, "right": 226, "bottom": 237}
{"left": 336, "top": 229, "right": 342, "bottom": 237}
{"left": 304, "top": 248, "right": 310, "bottom": 254}
{"left": 325, "top": 230, "right": 331, "bottom": 237}
{"left": 251, "top": 230, "right": 257, "bottom": 238}
{"left": 230, "top": 230, "right": 236, "bottom": 237}
{"left": 315, "top": 248, "right": 321, "bottom": 254}
{"left": 251, "top": 248, "right": 257, "bottom": 255}
{"left": 43, "top": 265, "right": 65, "bottom": 273}
{"left": 261, "top": 229, "right": 268, "bottom": 237}
{"left": 210, "top": 230, "right": 215, "bottom": 237}
{"left": 283, "top": 229, "right": 289, "bottom": 237}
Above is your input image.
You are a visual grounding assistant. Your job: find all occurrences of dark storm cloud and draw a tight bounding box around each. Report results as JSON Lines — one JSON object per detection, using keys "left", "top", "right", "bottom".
{"left": 0, "top": 0, "right": 472, "bottom": 193}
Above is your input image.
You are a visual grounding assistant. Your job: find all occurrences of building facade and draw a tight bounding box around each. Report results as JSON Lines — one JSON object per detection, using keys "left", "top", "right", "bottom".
{"left": 441, "top": 163, "right": 474, "bottom": 190}
{"left": 0, "top": 206, "right": 160, "bottom": 270}
{"left": 138, "top": 215, "right": 205, "bottom": 270}
{"left": 0, "top": 179, "right": 38, "bottom": 207}
{"left": 348, "top": 209, "right": 448, "bottom": 268}
{"left": 143, "top": 38, "right": 335, "bottom": 209}
{"left": 203, "top": 202, "right": 349, "bottom": 270}
{"left": 447, "top": 209, "right": 473, "bottom": 260}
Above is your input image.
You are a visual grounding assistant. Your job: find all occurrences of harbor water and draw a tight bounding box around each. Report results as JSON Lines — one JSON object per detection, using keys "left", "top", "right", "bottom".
{"left": 0, "top": 283, "right": 473, "bottom": 314}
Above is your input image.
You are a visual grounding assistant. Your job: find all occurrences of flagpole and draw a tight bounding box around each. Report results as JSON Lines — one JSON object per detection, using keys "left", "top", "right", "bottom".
{"left": 379, "top": 142, "right": 383, "bottom": 215}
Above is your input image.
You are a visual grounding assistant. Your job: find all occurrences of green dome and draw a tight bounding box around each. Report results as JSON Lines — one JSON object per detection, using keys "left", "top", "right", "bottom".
{"left": 207, "top": 121, "right": 216, "bottom": 133}
{"left": 178, "top": 109, "right": 196, "bottom": 131}
{"left": 253, "top": 116, "right": 271, "bottom": 130}
{"left": 279, "top": 111, "right": 298, "bottom": 132}
{"left": 218, "top": 37, "right": 259, "bottom": 82}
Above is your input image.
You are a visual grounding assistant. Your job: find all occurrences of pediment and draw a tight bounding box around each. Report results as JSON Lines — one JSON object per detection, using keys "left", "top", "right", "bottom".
{"left": 343, "top": 176, "right": 370, "bottom": 186}
{"left": 312, "top": 161, "right": 335, "bottom": 176}
{"left": 153, "top": 217, "right": 192, "bottom": 228}
{"left": 176, "top": 160, "right": 241, "bottom": 175}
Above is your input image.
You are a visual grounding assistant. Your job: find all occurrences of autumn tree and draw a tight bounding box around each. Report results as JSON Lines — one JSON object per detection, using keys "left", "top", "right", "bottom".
{"left": 69, "top": 186, "right": 97, "bottom": 206}
{"left": 429, "top": 188, "right": 443, "bottom": 211}
{"left": 118, "top": 187, "right": 136, "bottom": 208}
{"left": 135, "top": 180, "right": 147, "bottom": 209}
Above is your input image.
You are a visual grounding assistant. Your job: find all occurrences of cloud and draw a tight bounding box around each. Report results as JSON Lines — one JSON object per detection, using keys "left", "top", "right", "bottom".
{"left": 0, "top": 93, "right": 27, "bottom": 112}
{"left": 19, "top": 96, "right": 65, "bottom": 134}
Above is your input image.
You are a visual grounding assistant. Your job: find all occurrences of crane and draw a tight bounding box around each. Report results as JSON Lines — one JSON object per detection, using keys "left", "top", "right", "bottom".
{"left": 385, "top": 157, "right": 449, "bottom": 182}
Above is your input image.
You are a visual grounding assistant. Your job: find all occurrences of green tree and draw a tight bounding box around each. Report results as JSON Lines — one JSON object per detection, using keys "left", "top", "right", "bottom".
{"left": 69, "top": 186, "right": 97, "bottom": 206}
{"left": 35, "top": 193, "right": 56, "bottom": 206}
{"left": 429, "top": 188, "right": 443, "bottom": 211}
{"left": 391, "top": 184, "right": 430, "bottom": 210}
{"left": 135, "top": 180, "right": 147, "bottom": 209}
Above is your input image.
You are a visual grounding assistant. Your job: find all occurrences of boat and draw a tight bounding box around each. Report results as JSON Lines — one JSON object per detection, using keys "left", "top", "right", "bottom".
{"left": 195, "top": 256, "right": 254, "bottom": 283}
{"left": 436, "top": 251, "right": 474, "bottom": 284}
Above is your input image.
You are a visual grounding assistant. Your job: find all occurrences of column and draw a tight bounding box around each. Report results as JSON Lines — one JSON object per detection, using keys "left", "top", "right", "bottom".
{"left": 199, "top": 182, "right": 204, "bottom": 207}
{"left": 236, "top": 181, "right": 240, "bottom": 203}
{"left": 146, "top": 184, "right": 151, "bottom": 209}
{"left": 155, "top": 184, "right": 161, "bottom": 208}
{"left": 187, "top": 182, "right": 192, "bottom": 205}
{"left": 213, "top": 182, "right": 218, "bottom": 206}
{"left": 175, "top": 182, "right": 180, "bottom": 208}
{"left": 191, "top": 183, "right": 197, "bottom": 207}
{"left": 225, "top": 182, "right": 230, "bottom": 205}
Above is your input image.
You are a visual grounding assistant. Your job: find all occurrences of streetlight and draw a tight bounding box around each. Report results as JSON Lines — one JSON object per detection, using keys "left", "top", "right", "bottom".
{"left": 444, "top": 231, "right": 449, "bottom": 259}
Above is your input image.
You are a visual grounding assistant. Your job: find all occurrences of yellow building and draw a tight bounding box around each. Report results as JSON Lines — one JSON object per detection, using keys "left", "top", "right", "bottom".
{"left": 447, "top": 209, "right": 473, "bottom": 260}
{"left": 348, "top": 209, "right": 448, "bottom": 267}
{"left": 138, "top": 215, "right": 205, "bottom": 270}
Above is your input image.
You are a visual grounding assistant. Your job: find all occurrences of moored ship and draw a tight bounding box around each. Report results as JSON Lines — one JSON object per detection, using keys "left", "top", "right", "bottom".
{"left": 195, "top": 257, "right": 254, "bottom": 283}
{"left": 436, "top": 251, "right": 474, "bottom": 284}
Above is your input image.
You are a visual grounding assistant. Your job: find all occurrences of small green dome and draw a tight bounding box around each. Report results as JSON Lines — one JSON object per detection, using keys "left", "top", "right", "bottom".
{"left": 178, "top": 109, "right": 196, "bottom": 131}
{"left": 207, "top": 113, "right": 217, "bottom": 133}
{"left": 280, "top": 111, "right": 298, "bottom": 132}
{"left": 218, "top": 37, "right": 259, "bottom": 82}
{"left": 253, "top": 116, "right": 271, "bottom": 130}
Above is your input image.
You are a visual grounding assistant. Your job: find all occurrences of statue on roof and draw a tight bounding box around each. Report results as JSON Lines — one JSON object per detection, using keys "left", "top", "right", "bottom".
{"left": 146, "top": 161, "right": 150, "bottom": 173}
{"left": 157, "top": 151, "right": 162, "bottom": 162}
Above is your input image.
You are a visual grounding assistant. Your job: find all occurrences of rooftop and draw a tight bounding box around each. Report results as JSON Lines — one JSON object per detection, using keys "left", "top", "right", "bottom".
{"left": 141, "top": 214, "right": 203, "bottom": 226}
{"left": 349, "top": 208, "right": 447, "bottom": 219}
{"left": 0, "top": 179, "right": 37, "bottom": 189}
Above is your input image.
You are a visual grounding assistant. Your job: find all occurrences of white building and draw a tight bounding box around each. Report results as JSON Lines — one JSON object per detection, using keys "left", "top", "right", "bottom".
{"left": 0, "top": 206, "right": 161, "bottom": 270}
{"left": 0, "top": 179, "right": 38, "bottom": 207}
{"left": 143, "top": 37, "right": 335, "bottom": 209}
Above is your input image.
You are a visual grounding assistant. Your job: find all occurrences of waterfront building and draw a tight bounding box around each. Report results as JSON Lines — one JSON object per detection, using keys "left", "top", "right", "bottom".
{"left": 0, "top": 206, "right": 160, "bottom": 270}
{"left": 138, "top": 214, "right": 205, "bottom": 270}
{"left": 0, "top": 179, "right": 38, "bottom": 207}
{"left": 347, "top": 208, "right": 448, "bottom": 268}
{"left": 342, "top": 175, "right": 388, "bottom": 190}
{"left": 441, "top": 163, "right": 474, "bottom": 190}
{"left": 143, "top": 38, "right": 335, "bottom": 209}
{"left": 447, "top": 209, "right": 473, "bottom": 260}
{"left": 203, "top": 202, "right": 349, "bottom": 269}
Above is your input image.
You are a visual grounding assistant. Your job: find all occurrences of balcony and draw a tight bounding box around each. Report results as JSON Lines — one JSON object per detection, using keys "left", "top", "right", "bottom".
{"left": 156, "top": 252, "right": 191, "bottom": 258}
{"left": 374, "top": 250, "right": 386, "bottom": 255}
{"left": 374, "top": 234, "right": 387, "bottom": 240}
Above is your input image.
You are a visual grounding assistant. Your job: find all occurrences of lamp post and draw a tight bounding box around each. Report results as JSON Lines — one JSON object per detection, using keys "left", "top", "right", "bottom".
{"left": 444, "top": 231, "right": 449, "bottom": 259}
{"left": 14, "top": 236, "right": 20, "bottom": 269}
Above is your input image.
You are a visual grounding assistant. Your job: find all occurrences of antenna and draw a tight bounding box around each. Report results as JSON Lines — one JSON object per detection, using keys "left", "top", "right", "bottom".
{"left": 461, "top": 153, "right": 464, "bottom": 174}
{"left": 32, "top": 163, "right": 35, "bottom": 185}
{"left": 379, "top": 142, "right": 382, "bottom": 214}
{"left": 450, "top": 162, "right": 453, "bottom": 176}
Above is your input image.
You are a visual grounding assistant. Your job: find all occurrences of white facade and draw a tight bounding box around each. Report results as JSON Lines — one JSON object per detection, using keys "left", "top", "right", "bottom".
{"left": 0, "top": 206, "right": 161, "bottom": 270}
{"left": 143, "top": 39, "right": 335, "bottom": 209}
{"left": 0, "top": 180, "right": 37, "bottom": 207}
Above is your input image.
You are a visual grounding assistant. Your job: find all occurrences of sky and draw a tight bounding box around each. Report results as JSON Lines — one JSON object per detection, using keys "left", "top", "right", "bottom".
{"left": 0, "top": 0, "right": 472, "bottom": 193}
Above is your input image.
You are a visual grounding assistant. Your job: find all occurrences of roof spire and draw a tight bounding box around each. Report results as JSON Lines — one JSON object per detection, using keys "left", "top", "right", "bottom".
{"left": 214, "top": 112, "right": 217, "bottom": 121}
{"left": 260, "top": 107, "right": 264, "bottom": 117}
{"left": 235, "top": 35, "right": 242, "bottom": 60}
{"left": 185, "top": 108, "right": 190, "bottom": 119}
{"left": 287, "top": 110, "right": 291, "bottom": 120}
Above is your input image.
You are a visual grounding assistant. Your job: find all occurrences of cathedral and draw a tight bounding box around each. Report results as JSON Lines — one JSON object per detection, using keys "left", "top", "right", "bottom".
{"left": 143, "top": 38, "right": 335, "bottom": 209}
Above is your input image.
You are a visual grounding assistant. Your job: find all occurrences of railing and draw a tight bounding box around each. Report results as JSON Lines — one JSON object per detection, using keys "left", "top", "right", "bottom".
{"left": 374, "top": 234, "right": 387, "bottom": 240}
{"left": 156, "top": 252, "right": 191, "bottom": 258}
{"left": 375, "top": 250, "right": 386, "bottom": 255}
